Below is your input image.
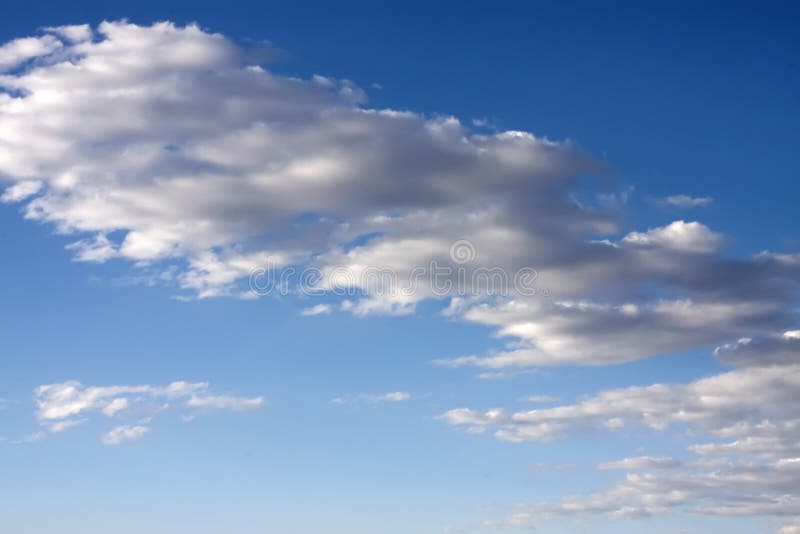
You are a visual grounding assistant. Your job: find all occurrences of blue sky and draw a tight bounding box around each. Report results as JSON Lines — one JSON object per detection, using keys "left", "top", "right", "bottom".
{"left": 0, "top": 2, "right": 798, "bottom": 533}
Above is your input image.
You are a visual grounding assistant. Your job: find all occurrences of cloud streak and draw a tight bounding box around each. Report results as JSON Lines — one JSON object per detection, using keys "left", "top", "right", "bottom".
{"left": 33, "top": 380, "right": 264, "bottom": 444}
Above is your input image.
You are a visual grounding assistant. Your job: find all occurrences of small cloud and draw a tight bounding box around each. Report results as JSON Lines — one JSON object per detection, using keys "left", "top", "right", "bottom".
{"left": 524, "top": 395, "right": 559, "bottom": 404}
{"left": 331, "top": 391, "right": 412, "bottom": 405}
{"left": 102, "top": 397, "right": 129, "bottom": 417}
{"left": 1, "top": 180, "right": 42, "bottom": 203}
{"left": 598, "top": 456, "right": 682, "bottom": 470}
{"left": 102, "top": 425, "right": 149, "bottom": 445}
{"left": 658, "top": 194, "right": 714, "bottom": 208}
{"left": 381, "top": 391, "right": 411, "bottom": 402}
{"left": 46, "top": 419, "right": 85, "bottom": 433}
{"left": 186, "top": 394, "right": 265, "bottom": 411}
{"left": 300, "top": 303, "right": 332, "bottom": 316}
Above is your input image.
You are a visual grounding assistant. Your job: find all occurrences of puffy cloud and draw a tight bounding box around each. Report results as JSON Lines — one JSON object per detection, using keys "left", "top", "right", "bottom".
{"left": 0, "top": 35, "right": 61, "bottom": 71}
{"left": 2, "top": 19, "right": 799, "bottom": 531}
{"left": 0, "top": 21, "right": 602, "bottom": 302}
{"left": 0, "top": 180, "right": 42, "bottom": 202}
{"left": 621, "top": 220, "right": 724, "bottom": 253}
{"left": 2, "top": 21, "right": 798, "bottom": 371}
{"left": 42, "top": 24, "right": 92, "bottom": 43}
{"left": 32, "top": 380, "right": 263, "bottom": 443}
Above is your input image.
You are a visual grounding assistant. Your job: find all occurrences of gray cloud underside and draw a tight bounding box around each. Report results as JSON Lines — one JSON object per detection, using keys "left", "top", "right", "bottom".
{"left": 1, "top": 22, "right": 798, "bottom": 369}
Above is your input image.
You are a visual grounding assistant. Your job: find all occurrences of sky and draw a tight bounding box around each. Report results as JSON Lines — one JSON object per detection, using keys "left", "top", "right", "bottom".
{"left": 0, "top": 2, "right": 798, "bottom": 533}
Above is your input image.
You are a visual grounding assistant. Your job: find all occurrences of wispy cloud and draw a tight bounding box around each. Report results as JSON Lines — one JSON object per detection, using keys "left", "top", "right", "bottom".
{"left": 658, "top": 194, "right": 714, "bottom": 208}
{"left": 331, "top": 391, "right": 412, "bottom": 405}
{"left": 31, "top": 380, "right": 264, "bottom": 444}
{"left": 300, "top": 303, "right": 332, "bottom": 316}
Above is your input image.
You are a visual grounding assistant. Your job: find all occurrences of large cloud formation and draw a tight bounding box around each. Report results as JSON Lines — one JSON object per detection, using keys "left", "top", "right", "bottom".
{"left": 2, "top": 21, "right": 799, "bottom": 530}
{"left": 2, "top": 22, "right": 797, "bottom": 368}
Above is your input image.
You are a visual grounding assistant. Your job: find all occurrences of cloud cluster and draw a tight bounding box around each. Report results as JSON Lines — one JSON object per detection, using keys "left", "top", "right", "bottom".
{"left": 34, "top": 380, "right": 264, "bottom": 444}
{"left": 441, "top": 332, "right": 800, "bottom": 529}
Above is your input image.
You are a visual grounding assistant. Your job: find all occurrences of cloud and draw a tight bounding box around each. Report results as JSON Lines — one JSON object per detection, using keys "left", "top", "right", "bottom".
{"left": 32, "top": 380, "right": 264, "bottom": 443}
{"left": 440, "top": 363, "right": 800, "bottom": 442}
{"left": 0, "top": 34, "right": 61, "bottom": 71}
{"left": 1, "top": 19, "right": 799, "bottom": 531}
{"left": 620, "top": 220, "right": 724, "bottom": 253}
{"left": 102, "top": 425, "right": 149, "bottom": 445}
{"left": 0, "top": 180, "right": 42, "bottom": 203}
{"left": 1, "top": 21, "right": 798, "bottom": 372}
{"left": 185, "top": 394, "right": 265, "bottom": 411}
{"left": 714, "top": 331, "right": 800, "bottom": 367}
{"left": 300, "top": 303, "right": 332, "bottom": 316}
{"left": 659, "top": 194, "right": 714, "bottom": 208}
{"left": 42, "top": 24, "right": 92, "bottom": 43}
{"left": 331, "top": 391, "right": 412, "bottom": 405}
{"left": 441, "top": 339, "right": 800, "bottom": 527}
{"left": 597, "top": 456, "right": 682, "bottom": 471}
{"left": 524, "top": 395, "right": 558, "bottom": 404}
{"left": 436, "top": 296, "right": 792, "bottom": 367}
{"left": 0, "top": 21, "right": 602, "bottom": 301}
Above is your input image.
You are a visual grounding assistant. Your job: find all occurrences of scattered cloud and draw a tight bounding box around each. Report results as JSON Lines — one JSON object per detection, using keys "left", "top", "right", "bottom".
{"left": 441, "top": 338, "right": 800, "bottom": 527}
{"left": 32, "top": 380, "right": 264, "bottom": 443}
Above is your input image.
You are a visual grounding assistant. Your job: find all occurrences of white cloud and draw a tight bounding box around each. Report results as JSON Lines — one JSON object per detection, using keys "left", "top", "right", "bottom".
{"left": 442, "top": 341, "right": 800, "bottom": 527}
{"left": 524, "top": 395, "right": 558, "bottom": 404}
{"left": 102, "top": 425, "right": 149, "bottom": 445}
{"left": 597, "top": 456, "right": 682, "bottom": 470}
{"left": 0, "top": 35, "right": 61, "bottom": 71}
{"left": 1, "top": 20, "right": 799, "bottom": 531}
{"left": 0, "top": 180, "right": 42, "bottom": 203}
{"left": 300, "top": 303, "right": 332, "bottom": 316}
{"left": 43, "top": 24, "right": 92, "bottom": 43}
{"left": 659, "top": 194, "right": 714, "bottom": 208}
{"left": 621, "top": 220, "right": 724, "bottom": 253}
{"left": 436, "top": 297, "right": 789, "bottom": 367}
{"left": 33, "top": 380, "right": 263, "bottom": 443}
{"left": 185, "top": 394, "right": 264, "bottom": 411}
{"left": 331, "top": 391, "right": 412, "bottom": 405}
